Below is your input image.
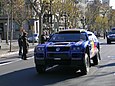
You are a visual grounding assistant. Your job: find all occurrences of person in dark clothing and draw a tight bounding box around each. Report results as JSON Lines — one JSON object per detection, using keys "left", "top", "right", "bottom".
{"left": 41, "top": 34, "right": 46, "bottom": 44}
{"left": 41, "top": 31, "right": 49, "bottom": 44}
{"left": 18, "top": 34, "right": 23, "bottom": 56}
{"left": 41, "top": 31, "right": 46, "bottom": 44}
{"left": 21, "top": 32, "right": 29, "bottom": 60}
{"left": 18, "top": 28, "right": 24, "bottom": 56}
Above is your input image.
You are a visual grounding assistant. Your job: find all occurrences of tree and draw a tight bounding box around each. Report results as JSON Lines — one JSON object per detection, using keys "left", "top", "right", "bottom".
{"left": 2, "top": 0, "right": 31, "bottom": 51}
{"left": 3, "top": 0, "right": 32, "bottom": 28}
{"left": 2, "top": 0, "right": 11, "bottom": 44}
{"left": 110, "top": 9, "right": 115, "bottom": 28}
{"left": 28, "top": 0, "right": 49, "bottom": 43}
{"left": 86, "top": 0, "right": 101, "bottom": 31}
{"left": 14, "top": 0, "right": 32, "bottom": 28}
{"left": 52, "top": 0, "right": 80, "bottom": 29}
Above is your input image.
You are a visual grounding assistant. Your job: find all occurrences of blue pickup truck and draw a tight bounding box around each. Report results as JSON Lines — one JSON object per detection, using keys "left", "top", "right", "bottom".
{"left": 34, "top": 29, "right": 100, "bottom": 75}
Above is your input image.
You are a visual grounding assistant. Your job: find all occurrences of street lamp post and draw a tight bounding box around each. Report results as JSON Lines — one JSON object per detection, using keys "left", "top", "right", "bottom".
{"left": 9, "top": 0, "right": 13, "bottom": 52}
{"left": 64, "top": 12, "right": 67, "bottom": 29}
{"left": 49, "top": 0, "right": 53, "bottom": 33}
{"left": 102, "top": 13, "right": 106, "bottom": 39}
{"left": 109, "top": 6, "right": 112, "bottom": 30}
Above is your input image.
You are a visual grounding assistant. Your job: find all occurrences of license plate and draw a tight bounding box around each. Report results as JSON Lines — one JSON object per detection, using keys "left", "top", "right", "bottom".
{"left": 54, "top": 58, "right": 61, "bottom": 60}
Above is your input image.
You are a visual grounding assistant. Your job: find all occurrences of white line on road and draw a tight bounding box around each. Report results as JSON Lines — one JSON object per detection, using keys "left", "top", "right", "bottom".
{"left": 108, "top": 56, "right": 115, "bottom": 58}
{"left": 0, "top": 49, "right": 34, "bottom": 57}
{"left": 0, "top": 56, "right": 34, "bottom": 66}
{"left": 46, "top": 65, "right": 58, "bottom": 71}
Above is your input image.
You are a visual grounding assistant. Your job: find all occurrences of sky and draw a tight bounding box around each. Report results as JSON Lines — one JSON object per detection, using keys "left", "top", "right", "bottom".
{"left": 110, "top": 0, "right": 115, "bottom": 9}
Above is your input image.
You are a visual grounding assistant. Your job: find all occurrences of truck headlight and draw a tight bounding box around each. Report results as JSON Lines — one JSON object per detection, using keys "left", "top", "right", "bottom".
{"left": 72, "top": 46, "right": 82, "bottom": 51}
{"left": 35, "top": 46, "right": 44, "bottom": 52}
{"left": 37, "top": 47, "right": 44, "bottom": 51}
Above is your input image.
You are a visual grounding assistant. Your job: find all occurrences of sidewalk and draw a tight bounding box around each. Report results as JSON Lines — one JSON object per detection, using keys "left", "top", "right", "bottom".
{"left": 0, "top": 40, "right": 38, "bottom": 58}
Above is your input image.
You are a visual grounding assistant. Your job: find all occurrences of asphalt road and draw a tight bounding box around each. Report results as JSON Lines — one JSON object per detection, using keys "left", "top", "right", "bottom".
{"left": 0, "top": 38, "right": 115, "bottom": 86}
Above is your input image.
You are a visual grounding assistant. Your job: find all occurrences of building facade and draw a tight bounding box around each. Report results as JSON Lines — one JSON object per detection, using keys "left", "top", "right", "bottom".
{"left": 0, "top": 1, "right": 7, "bottom": 40}
{"left": 0, "top": 0, "right": 40, "bottom": 40}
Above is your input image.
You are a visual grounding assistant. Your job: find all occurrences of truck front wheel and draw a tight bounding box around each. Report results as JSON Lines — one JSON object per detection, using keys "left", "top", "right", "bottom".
{"left": 80, "top": 53, "right": 90, "bottom": 75}
{"left": 35, "top": 65, "right": 46, "bottom": 74}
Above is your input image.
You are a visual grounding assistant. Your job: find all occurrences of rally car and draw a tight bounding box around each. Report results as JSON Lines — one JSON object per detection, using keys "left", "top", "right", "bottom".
{"left": 34, "top": 29, "right": 100, "bottom": 75}
{"left": 87, "top": 31, "right": 101, "bottom": 64}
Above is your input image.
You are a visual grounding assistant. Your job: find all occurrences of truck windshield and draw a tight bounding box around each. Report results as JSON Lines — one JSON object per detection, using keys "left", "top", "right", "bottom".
{"left": 108, "top": 31, "right": 115, "bottom": 34}
{"left": 48, "top": 33, "right": 87, "bottom": 42}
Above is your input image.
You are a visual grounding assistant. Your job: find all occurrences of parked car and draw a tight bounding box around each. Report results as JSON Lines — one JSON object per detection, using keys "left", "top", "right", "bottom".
{"left": 34, "top": 29, "right": 101, "bottom": 75}
{"left": 106, "top": 31, "right": 115, "bottom": 44}
{"left": 111, "top": 27, "right": 115, "bottom": 31}
{"left": 27, "top": 33, "right": 39, "bottom": 43}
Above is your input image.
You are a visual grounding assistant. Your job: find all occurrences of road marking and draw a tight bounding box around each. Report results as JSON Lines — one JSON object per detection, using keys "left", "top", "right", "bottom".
{"left": 0, "top": 56, "right": 34, "bottom": 66}
{"left": 0, "top": 59, "right": 19, "bottom": 66}
{"left": 108, "top": 56, "right": 115, "bottom": 58}
{"left": 0, "top": 49, "right": 34, "bottom": 57}
{"left": 108, "top": 56, "right": 110, "bottom": 57}
{"left": 46, "top": 65, "right": 58, "bottom": 71}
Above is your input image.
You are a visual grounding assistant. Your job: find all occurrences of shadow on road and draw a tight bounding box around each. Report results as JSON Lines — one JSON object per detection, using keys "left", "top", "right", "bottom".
{"left": 98, "top": 62, "right": 115, "bottom": 68}
{"left": 100, "top": 42, "right": 115, "bottom": 45}
{"left": 0, "top": 66, "right": 84, "bottom": 86}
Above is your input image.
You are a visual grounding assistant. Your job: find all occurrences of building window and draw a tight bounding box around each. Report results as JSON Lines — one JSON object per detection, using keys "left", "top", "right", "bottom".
{"left": 0, "top": 2, "right": 2, "bottom": 15}
{"left": 0, "top": 2, "right": 4, "bottom": 16}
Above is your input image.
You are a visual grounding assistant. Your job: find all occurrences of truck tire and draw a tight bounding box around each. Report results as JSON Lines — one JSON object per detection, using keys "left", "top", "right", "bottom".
{"left": 80, "top": 53, "right": 90, "bottom": 75}
{"left": 35, "top": 65, "right": 46, "bottom": 74}
{"left": 107, "top": 39, "right": 111, "bottom": 44}
{"left": 92, "top": 52, "right": 100, "bottom": 65}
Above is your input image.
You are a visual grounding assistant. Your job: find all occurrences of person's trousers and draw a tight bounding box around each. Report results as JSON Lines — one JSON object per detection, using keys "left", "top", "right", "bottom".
{"left": 22, "top": 50, "right": 27, "bottom": 60}
{"left": 19, "top": 46, "right": 22, "bottom": 55}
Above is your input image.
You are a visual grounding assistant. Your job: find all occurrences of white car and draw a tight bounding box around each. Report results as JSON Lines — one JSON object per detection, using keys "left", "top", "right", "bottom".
{"left": 27, "top": 33, "right": 39, "bottom": 43}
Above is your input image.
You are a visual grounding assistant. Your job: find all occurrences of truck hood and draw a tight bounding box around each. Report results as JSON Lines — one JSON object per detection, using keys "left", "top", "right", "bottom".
{"left": 44, "top": 41, "right": 86, "bottom": 47}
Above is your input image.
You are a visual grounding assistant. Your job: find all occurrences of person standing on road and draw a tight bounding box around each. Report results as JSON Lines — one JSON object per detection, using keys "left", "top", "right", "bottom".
{"left": 18, "top": 28, "right": 24, "bottom": 56}
{"left": 21, "top": 31, "right": 29, "bottom": 60}
{"left": 18, "top": 34, "right": 23, "bottom": 56}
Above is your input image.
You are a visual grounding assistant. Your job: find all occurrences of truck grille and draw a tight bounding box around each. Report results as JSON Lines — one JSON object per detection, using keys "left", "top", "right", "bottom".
{"left": 72, "top": 53, "right": 83, "bottom": 58}
{"left": 47, "top": 47, "right": 70, "bottom": 52}
{"left": 37, "top": 53, "right": 44, "bottom": 58}
{"left": 47, "top": 53, "right": 69, "bottom": 58}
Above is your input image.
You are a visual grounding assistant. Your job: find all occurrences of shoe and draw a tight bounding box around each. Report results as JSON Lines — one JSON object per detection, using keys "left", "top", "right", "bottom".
{"left": 21, "top": 58, "right": 27, "bottom": 60}
{"left": 23, "top": 58, "right": 27, "bottom": 60}
{"left": 21, "top": 57, "right": 24, "bottom": 60}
